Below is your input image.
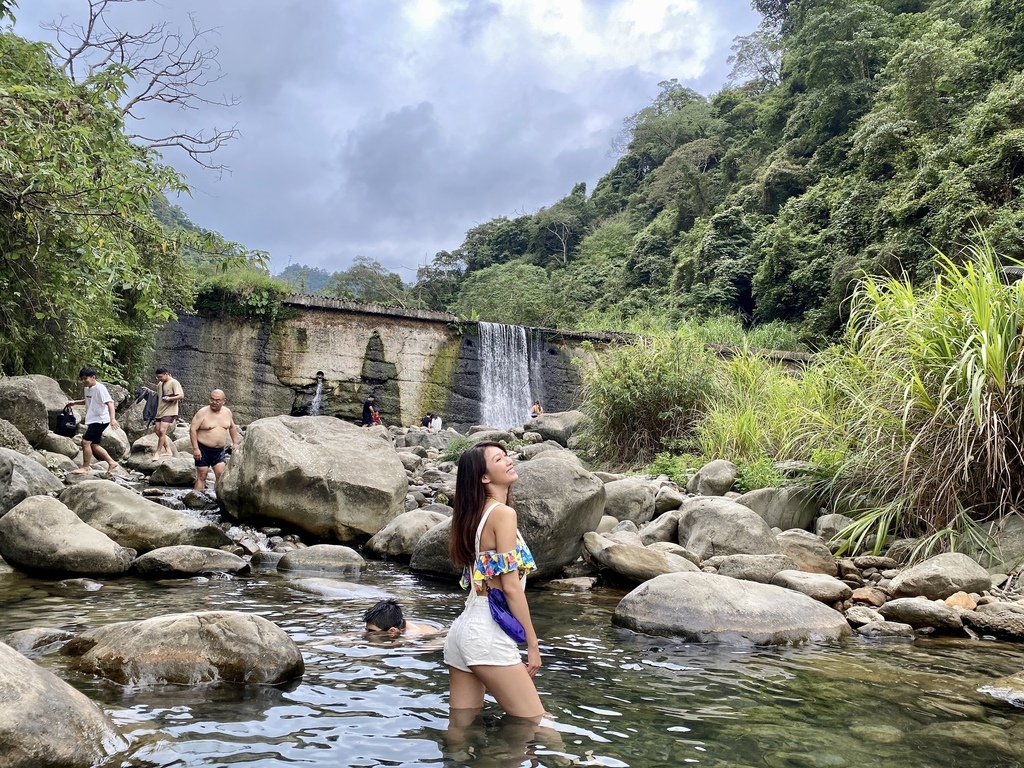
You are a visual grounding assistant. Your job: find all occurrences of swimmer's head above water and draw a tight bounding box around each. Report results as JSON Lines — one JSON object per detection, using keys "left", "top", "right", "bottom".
{"left": 364, "top": 598, "right": 407, "bottom": 634}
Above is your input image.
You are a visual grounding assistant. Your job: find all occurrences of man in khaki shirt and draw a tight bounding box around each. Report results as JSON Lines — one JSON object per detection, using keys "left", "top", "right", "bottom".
{"left": 189, "top": 389, "right": 239, "bottom": 491}
{"left": 154, "top": 366, "right": 184, "bottom": 459}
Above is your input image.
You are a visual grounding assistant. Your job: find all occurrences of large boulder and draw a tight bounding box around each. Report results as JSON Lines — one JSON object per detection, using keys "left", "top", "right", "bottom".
{"left": 148, "top": 457, "right": 197, "bottom": 487}
{"left": 0, "top": 641, "right": 127, "bottom": 768}
{"left": 365, "top": 510, "right": 448, "bottom": 560}
{"left": 775, "top": 529, "right": 837, "bottom": 575}
{"left": 770, "top": 570, "right": 853, "bottom": 604}
{"left": 277, "top": 544, "right": 365, "bottom": 573}
{"left": 62, "top": 611, "right": 304, "bottom": 685}
{"left": 26, "top": 374, "right": 76, "bottom": 432}
{"left": 0, "top": 496, "right": 135, "bottom": 575}
{"left": 816, "top": 513, "right": 856, "bottom": 543}
{"left": 612, "top": 572, "right": 851, "bottom": 644}
{"left": 59, "top": 480, "right": 230, "bottom": 553}
{"left": 686, "top": 459, "right": 737, "bottom": 496}
{"left": 714, "top": 553, "right": 799, "bottom": 584}
{"left": 35, "top": 432, "right": 78, "bottom": 459}
{"left": 888, "top": 553, "right": 992, "bottom": 600}
{"left": 218, "top": 416, "right": 406, "bottom": 541}
{"left": 0, "top": 376, "right": 49, "bottom": 445}
{"left": 0, "top": 417, "right": 32, "bottom": 454}
{"left": 582, "top": 532, "right": 698, "bottom": 584}
{"left": 878, "top": 597, "right": 963, "bottom": 630}
{"left": 410, "top": 452, "right": 606, "bottom": 580}
{"left": 985, "top": 514, "right": 1024, "bottom": 573}
{"left": 676, "top": 497, "right": 781, "bottom": 560}
{"left": 602, "top": 477, "right": 657, "bottom": 526}
{"left": 524, "top": 411, "right": 586, "bottom": 447}
{"left": 0, "top": 446, "right": 63, "bottom": 518}
{"left": 132, "top": 546, "right": 251, "bottom": 577}
{"left": 735, "top": 487, "right": 820, "bottom": 531}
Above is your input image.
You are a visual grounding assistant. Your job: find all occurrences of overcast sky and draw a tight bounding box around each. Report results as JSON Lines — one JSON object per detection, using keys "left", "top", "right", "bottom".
{"left": 16, "top": 0, "right": 761, "bottom": 280}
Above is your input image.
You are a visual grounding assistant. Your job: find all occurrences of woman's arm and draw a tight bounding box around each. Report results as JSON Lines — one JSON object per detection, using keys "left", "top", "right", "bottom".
{"left": 491, "top": 506, "right": 541, "bottom": 676}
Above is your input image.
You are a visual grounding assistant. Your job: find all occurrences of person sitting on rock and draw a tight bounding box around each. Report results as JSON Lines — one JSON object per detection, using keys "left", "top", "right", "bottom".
{"left": 364, "top": 599, "right": 438, "bottom": 637}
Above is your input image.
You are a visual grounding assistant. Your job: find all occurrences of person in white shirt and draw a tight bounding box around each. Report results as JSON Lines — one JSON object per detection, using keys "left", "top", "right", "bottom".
{"left": 430, "top": 414, "right": 442, "bottom": 431}
{"left": 66, "top": 366, "right": 120, "bottom": 476}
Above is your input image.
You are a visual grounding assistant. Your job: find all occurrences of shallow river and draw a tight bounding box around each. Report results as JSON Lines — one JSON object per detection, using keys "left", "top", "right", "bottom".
{"left": 2, "top": 559, "right": 1023, "bottom": 768}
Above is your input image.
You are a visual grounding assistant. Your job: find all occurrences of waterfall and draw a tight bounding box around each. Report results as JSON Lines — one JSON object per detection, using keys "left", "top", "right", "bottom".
{"left": 479, "top": 322, "right": 532, "bottom": 429}
{"left": 309, "top": 372, "right": 324, "bottom": 416}
{"left": 528, "top": 328, "right": 547, "bottom": 409}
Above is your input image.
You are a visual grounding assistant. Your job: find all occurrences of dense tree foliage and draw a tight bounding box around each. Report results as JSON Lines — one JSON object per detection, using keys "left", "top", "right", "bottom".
{"left": 0, "top": 5, "right": 254, "bottom": 383}
{"left": 407, "top": 0, "right": 1024, "bottom": 341}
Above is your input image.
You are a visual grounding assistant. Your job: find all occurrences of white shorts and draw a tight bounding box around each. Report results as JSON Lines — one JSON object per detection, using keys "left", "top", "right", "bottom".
{"left": 443, "top": 601, "right": 522, "bottom": 672}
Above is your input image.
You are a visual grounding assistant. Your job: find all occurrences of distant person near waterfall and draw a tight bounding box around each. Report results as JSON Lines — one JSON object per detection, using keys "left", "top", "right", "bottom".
{"left": 189, "top": 389, "right": 239, "bottom": 491}
{"left": 362, "top": 394, "right": 378, "bottom": 427}
{"left": 530, "top": 401, "right": 543, "bottom": 418}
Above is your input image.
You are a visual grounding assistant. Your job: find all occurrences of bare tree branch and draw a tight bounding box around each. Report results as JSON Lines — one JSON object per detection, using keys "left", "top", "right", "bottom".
{"left": 41, "top": 0, "right": 239, "bottom": 170}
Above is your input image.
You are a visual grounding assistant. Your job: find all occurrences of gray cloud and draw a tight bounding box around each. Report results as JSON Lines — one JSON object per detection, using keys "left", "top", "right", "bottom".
{"left": 15, "top": 0, "right": 761, "bottom": 276}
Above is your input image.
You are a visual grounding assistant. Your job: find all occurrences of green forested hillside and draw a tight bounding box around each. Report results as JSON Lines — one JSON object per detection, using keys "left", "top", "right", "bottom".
{"left": 412, "top": 0, "right": 1024, "bottom": 343}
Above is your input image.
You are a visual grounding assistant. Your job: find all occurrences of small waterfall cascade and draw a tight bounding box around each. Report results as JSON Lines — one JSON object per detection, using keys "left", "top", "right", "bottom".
{"left": 528, "top": 328, "right": 547, "bottom": 409}
{"left": 309, "top": 372, "right": 325, "bottom": 416}
{"left": 479, "top": 322, "right": 533, "bottom": 430}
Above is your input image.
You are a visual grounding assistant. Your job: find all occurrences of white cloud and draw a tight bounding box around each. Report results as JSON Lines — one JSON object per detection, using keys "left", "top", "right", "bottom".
{"left": 13, "top": 0, "right": 761, "bottom": 276}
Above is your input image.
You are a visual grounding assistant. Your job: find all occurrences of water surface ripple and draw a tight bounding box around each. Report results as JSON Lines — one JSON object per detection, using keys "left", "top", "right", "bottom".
{"left": 2, "top": 562, "right": 1022, "bottom": 767}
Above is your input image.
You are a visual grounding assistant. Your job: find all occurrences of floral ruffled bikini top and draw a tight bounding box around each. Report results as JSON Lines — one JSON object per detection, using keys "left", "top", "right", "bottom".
{"left": 460, "top": 500, "right": 537, "bottom": 593}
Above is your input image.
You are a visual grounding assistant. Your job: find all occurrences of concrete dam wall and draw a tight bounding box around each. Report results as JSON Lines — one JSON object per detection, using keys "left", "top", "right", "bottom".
{"left": 154, "top": 296, "right": 612, "bottom": 430}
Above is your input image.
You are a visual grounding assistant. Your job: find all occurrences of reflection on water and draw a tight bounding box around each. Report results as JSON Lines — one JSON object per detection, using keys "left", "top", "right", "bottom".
{"left": 2, "top": 561, "right": 1024, "bottom": 767}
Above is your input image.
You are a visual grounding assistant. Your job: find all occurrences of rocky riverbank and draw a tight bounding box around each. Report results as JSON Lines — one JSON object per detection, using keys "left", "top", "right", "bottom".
{"left": 2, "top": 373, "right": 1024, "bottom": 764}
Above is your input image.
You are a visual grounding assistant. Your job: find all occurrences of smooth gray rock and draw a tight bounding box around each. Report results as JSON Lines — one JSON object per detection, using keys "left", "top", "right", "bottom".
{"left": 583, "top": 531, "right": 699, "bottom": 583}
{"left": 771, "top": 570, "right": 852, "bottom": 603}
{"left": 879, "top": 597, "right": 963, "bottom": 630}
{"left": 365, "top": 510, "right": 447, "bottom": 559}
{"left": 602, "top": 477, "right": 658, "bottom": 526}
{"left": 816, "top": 513, "right": 855, "bottom": 543}
{"left": 286, "top": 578, "right": 390, "bottom": 600}
{"left": 59, "top": 480, "right": 230, "bottom": 553}
{"left": 36, "top": 431, "right": 78, "bottom": 459}
{"left": 686, "top": 459, "right": 737, "bottom": 496}
{"left": 219, "top": 415, "right": 406, "bottom": 541}
{"left": 0, "top": 446, "right": 63, "bottom": 518}
{"left": 646, "top": 541, "right": 702, "bottom": 565}
{"left": 736, "top": 486, "right": 820, "bottom": 531}
{"left": 775, "top": 529, "right": 837, "bottom": 575}
{"left": 524, "top": 411, "right": 586, "bottom": 447}
{"left": 612, "top": 572, "right": 851, "bottom": 644}
{"left": 844, "top": 605, "right": 883, "bottom": 627}
{"left": 856, "top": 621, "right": 916, "bottom": 639}
{"left": 676, "top": 497, "right": 781, "bottom": 560}
{"left": 962, "top": 607, "right": 1024, "bottom": 641}
{"left": 0, "top": 376, "right": 49, "bottom": 445}
{"left": 639, "top": 508, "right": 683, "bottom": 545}
{"left": 2, "top": 627, "right": 75, "bottom": 658}
{"left": 278, "top": 544, "right": 365, "bottom": 573}
{"left": 0, "top": 496, "right": 135, "bottom": 575}
{"left": 133, "top": 546, "right": 251, "bottom": 577}
{"left": 715, "top": 553, "right": 799, "bottom": 583}
{"left": 654, "top": 485, "right": 685, "bottom": 514}
{"left": 148, "top": 457, "right": 197, "bottom": 487}
{"left": 0, "top": 641, "right": 126, "bottom": 768}
{"left": 888, "top": 553, "right": 992, "bottom": 599}
{"left": 62, "top": 611, "right": 304, "bottom": 685}
{"left": 0, "top": 417, "right": 32, "bottom": 454}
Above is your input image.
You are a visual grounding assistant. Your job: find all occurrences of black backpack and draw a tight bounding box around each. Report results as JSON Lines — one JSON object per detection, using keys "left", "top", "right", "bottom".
{"left": 55, "top": 405, "right": 78, "bottom": 437}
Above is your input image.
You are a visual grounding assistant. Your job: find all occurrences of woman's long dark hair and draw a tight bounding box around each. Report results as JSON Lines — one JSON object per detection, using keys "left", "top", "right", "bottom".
{"left": 449, "top": 441, "right": 514, "bottom": 567}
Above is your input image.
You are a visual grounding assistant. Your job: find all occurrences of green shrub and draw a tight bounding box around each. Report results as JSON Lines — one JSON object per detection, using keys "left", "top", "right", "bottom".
{"left": 576, "top": 333, "right": 717, "bottom": 466}
{"left": 646, "top": 452, "right": 703, "bottom": 485}
{"left": 195, "top": 267, "right": 293, "bottom": 321}
{"left": 440, "top": 436, "right": 473, "bottom": 463}
{"left": 735, "top": 456, "right": 785, "bottom": 493}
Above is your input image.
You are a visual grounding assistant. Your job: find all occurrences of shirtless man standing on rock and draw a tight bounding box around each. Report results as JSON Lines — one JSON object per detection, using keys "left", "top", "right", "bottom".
{"left": 189, "top": 389, "right": 239, "bottom": 491}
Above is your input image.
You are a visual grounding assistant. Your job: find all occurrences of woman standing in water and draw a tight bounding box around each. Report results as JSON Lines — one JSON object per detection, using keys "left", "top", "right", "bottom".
{"left": 443, "top": 441, "right": 544, "bottom": 719}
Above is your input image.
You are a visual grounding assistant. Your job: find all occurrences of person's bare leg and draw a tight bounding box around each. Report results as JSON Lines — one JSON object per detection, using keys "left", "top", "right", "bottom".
{"left": 89, "top": 442, "right": 118, "bottom": 475}
{"left": 449, "top": 667, "right": 486, "bottom": 710}
{"left": 446, "top": 701, "right": 483, "bottom": 753}
{"left": 212, "top": 461, "right": 227, "bottom": 491}
{"left": 71, "top": 441, "right": 94, "bottom": 473}
{"left": 469, "top": 664, "right": 544, "bottom": 718}
{"left": 154, "top": 421, "right": 169, "bottom": 458}
{"left": 194, "top": 466, "right": 209, "bottom": 491}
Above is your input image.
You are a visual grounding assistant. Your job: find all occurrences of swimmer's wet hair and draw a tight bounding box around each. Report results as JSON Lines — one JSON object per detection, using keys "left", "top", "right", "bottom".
{"left": 364, "top": 598, "right": 406, "bottom": 631}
